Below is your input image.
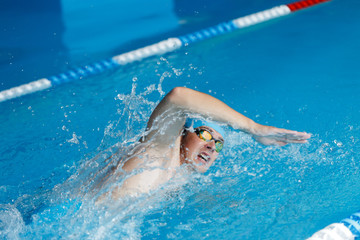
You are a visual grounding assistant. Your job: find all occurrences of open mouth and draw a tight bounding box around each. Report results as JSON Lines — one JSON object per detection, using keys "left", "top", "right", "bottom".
{"left": 197, "top": 153, "right": 210, "bottom": 164}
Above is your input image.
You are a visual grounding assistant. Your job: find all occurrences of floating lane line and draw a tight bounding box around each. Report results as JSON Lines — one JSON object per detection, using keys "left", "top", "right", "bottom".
{"left": 0, "top": 0, "right": 331, "bottom": 103}
{"left": 307, "top": 211, "right": 360, "bottom": 240}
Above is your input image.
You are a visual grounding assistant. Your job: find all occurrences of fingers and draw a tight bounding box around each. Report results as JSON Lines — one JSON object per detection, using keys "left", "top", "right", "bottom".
{"left": 272, "top": 138, "right": 308, "bottom": 147}
{"left": 274, "top": 138, "right": 308, "bottom": 146}
{"left": 275, "top": 141, "right": 288, "bottom": 146}
{"left": 254, "top": 125, "right": 311, "bottom": 146}
{"left": 283, "top": 139, "right": 308, "bottom": 144}
{"left": 273, "top": 130, "right": 311, "bottom": 141}
{"left": 268, "top": 133, "right": 310, "bottom": 145}
{"left": 276, "top": 135, "right": 310, "bottom": 144}
{"left": 290, "top": 132, "right": 311, "bottom": 140}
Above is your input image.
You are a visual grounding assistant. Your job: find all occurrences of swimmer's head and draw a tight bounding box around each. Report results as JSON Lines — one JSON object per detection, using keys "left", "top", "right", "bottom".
{"left": 184, "top": 118, "right": 225, "bottom": 137}
{"left": 180, "top": 118, "right": 225, "bottom": 172}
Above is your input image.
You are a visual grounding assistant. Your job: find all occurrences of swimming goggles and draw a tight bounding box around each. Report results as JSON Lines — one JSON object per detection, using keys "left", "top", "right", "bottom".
{"left": 195, "top": 128, "right": 224, "bottom": 153}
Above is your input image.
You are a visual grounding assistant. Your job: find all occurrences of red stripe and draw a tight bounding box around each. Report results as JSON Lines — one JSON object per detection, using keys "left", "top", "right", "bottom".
{"left": 287, "top": 0, "right": 330, "bottom": 12}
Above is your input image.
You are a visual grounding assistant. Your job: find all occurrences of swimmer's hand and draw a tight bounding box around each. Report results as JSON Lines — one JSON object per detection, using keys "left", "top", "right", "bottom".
{"left": 252, "top": 124, "right": 311, "bottom": 146}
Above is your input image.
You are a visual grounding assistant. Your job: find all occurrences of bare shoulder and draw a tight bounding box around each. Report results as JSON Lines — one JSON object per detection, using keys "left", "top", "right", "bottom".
{"left": 123, "top": 135, "right": 182, "bottom": 172}
{"left": 111, "top": 136, "right": 182, "bottom": 199}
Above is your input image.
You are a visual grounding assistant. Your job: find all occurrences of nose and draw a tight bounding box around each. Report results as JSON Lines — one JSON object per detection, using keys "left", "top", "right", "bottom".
{"left": 206, "top": 140, "right": 216, "bottom": 152}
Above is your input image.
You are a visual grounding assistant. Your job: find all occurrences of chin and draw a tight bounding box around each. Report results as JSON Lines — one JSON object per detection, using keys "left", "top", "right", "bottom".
{"left": 192, "top": 162, "right": 209, "bottom": 173}
{"left": 185, "top": 155, "right": 212, "bottom": 173}
{"left": 197, "top": 168, "right": 208, "bottom": 173}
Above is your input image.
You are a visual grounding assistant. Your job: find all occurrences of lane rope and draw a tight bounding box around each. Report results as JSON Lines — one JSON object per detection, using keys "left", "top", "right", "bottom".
{"left": 0, "top": 0, "right": 330, "bottom": 103}
{"left": 307, "top": 211, "right": 360, "bottom": 240}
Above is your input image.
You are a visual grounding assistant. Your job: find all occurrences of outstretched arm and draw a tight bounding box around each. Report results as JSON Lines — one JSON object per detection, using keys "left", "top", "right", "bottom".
{"left": 146, "top": 87, "right": 310, "bottom": 146}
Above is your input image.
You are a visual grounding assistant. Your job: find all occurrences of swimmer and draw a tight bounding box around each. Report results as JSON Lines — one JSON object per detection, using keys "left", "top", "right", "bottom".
{"left": 100, "top": 87, "right": 311, "bottom": 200}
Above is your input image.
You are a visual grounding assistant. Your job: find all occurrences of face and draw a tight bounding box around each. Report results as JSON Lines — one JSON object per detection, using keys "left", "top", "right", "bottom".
{"left": 180, "top": 126, "right": 224, "bottom": 173}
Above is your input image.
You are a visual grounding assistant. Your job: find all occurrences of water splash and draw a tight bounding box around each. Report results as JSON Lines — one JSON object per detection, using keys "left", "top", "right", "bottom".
{"left": 2, "top": 77, "right": 360, "bottom": 239}
{"left": 0, "top": 204, "right": 25, "bottom": 239}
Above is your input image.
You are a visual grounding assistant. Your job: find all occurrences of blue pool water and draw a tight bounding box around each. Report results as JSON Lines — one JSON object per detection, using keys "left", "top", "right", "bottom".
{"left": 1, "top": 0, "right": 360, "bottom": 239}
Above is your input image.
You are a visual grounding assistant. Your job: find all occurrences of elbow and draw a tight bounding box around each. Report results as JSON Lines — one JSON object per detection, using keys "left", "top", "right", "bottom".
{"left": 167, "top": 87, "right": 189, "bottom": 104}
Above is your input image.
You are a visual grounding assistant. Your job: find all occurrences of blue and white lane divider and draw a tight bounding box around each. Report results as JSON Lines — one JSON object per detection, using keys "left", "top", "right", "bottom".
{"left": 0, "top": 0, "right": 330, "bottom": 103}
{"left": 307, "top": 211, "right": 360, "bottom": 240}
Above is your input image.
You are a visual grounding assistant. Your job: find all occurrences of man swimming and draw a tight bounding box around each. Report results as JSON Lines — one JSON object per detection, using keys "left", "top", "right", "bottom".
{"left": 100, "top": 87, "right": 311, "bottom": 200}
